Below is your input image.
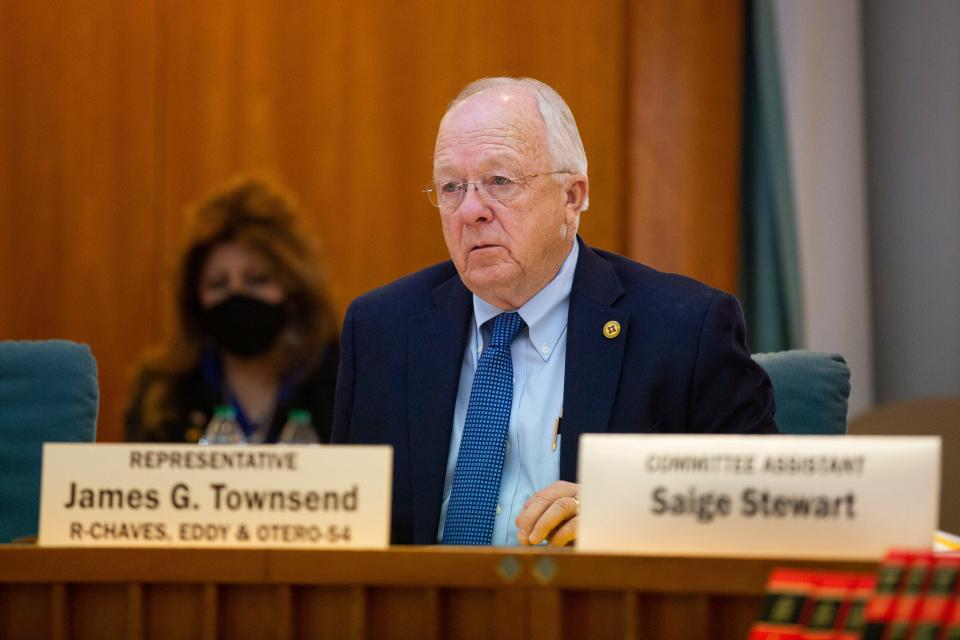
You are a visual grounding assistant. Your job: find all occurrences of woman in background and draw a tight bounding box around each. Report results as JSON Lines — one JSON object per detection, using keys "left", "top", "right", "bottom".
{"left": 125, "top": 176, "right": 339, "bottom": 443}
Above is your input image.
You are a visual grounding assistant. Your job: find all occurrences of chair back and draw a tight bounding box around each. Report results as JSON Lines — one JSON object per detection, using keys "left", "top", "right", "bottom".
{"left": 752, "top": 350, "right": 850, "bottom": 435}
{"left": 0, "top": 340, "right": 98, "bottom": 542}
{"left": 848, "top": 397, "right": 960, "bottom": 534}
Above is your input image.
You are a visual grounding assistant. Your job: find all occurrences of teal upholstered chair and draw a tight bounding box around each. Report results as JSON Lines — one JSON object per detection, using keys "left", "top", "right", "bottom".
{"left": 752, "top": 351, "right": 850, "bottom": 435}
{"left": 0, "top": 340, "right": 98, "bottom": 542}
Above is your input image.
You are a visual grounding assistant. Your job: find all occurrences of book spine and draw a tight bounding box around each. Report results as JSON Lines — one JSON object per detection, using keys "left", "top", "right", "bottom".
{"left": 750, "top": 568, "right": 818, "bottom": 640}
{"left": 836, "top": 575, "right": 879, "bottom": 640}
{"left": 884, "top": 553, "right": 934, "bottom": 640}
{"left": 939, "top": 593, "right": 960, "bottom": 640}
{"left": 907, "top": 556, "right": 960, "bottom": 640}
{"left": 802, "top": 572, "right": 857, "bottom": 640}
{"left": 862, "top": 550, "right": 916, "bottom": 640}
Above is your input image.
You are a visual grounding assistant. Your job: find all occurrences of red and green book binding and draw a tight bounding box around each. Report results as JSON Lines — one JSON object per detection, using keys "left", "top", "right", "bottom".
{"left": 862, "top": 550, "right": 916, "bottom": 640}
{"left": 907, "top": 555, "right": 959, "bottom": 639}
{"left": 836, "top": 575, "right": 877, "bottom": 640}
{"left": 803, "top": 572, "right": 859, "bottom": 640}
{"left": 884, "top": 553, "right": 934, "bottom": 639}
{"left": 941, "top": 596, "right": 960, "bottom": 640}
{"left": 749, "top": 568, "right": 819, "bottom": 640}
{"left": 751, "top": 551, "right": 960, "bottom": 640}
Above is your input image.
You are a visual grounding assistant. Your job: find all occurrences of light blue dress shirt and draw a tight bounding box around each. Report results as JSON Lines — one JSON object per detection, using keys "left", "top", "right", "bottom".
{"left": 437, "top": 241, "right": 579, "bottom": 545}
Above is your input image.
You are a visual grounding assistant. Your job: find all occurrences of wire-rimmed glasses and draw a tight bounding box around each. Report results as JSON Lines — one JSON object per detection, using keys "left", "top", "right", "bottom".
{"left": 423, "top": 171, "right": 572, "bottom": 210}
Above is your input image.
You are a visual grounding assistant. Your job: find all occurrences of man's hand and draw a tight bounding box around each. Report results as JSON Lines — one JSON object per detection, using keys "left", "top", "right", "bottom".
{"left": 515, "top": 480, "right": 580, "bottom": 546}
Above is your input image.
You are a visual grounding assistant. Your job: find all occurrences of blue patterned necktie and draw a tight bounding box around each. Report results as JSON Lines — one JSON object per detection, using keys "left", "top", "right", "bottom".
{"left": 442, "top": 311, "right": 526, "bottom": 545}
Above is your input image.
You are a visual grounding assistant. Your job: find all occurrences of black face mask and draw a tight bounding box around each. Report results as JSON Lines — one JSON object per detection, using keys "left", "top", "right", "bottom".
{"left": 200, "top": 294, "right": 288, "bottom": 359}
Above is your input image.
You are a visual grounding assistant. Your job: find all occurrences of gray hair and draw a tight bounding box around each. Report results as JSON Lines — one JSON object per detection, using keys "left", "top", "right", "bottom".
{"left": 446, "top": 77, "right": 589, "bottom": 211}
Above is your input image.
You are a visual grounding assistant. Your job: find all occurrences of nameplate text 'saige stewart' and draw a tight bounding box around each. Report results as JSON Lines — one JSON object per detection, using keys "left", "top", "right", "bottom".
{"left": 577, "top": 435, "right": 940, "bottom": 559}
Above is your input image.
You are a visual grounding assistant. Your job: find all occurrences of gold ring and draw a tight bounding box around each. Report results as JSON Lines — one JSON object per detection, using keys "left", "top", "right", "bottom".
{"left": 571, "top": 495, "right": 580, "bottom": 515}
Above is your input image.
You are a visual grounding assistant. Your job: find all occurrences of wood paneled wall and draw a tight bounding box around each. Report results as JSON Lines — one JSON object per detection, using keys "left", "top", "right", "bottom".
{"left": 626, "top": 1, "right": 744, "bottom": 294}
{"left": 0, "top": 1, "right": 743, "bottom": 441}
{"left": 0, "top": 1, "right": 161, "bottom": 442}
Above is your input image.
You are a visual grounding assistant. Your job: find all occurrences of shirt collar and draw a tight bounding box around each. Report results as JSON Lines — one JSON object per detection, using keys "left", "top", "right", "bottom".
{"left": 472, "top": 240, "right": 579, "bottom": 362}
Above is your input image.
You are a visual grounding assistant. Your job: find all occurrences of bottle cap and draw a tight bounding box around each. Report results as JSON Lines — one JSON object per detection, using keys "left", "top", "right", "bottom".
{"left": 288, "top": 409, "right": 312, "bottom": 423}
{"left": 214, "top": 405, "right": 237, "bottom": 420}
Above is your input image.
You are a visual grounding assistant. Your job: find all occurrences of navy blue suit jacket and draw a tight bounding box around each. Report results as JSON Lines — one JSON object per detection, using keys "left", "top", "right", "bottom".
{"left": 332, "top": 238, "right": 777, "bottom": 544}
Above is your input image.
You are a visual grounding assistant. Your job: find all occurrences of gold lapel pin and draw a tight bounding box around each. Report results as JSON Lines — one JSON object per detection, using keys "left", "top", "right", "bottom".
{"left": 603, "top": 320, "right": 621, "bottom": 339}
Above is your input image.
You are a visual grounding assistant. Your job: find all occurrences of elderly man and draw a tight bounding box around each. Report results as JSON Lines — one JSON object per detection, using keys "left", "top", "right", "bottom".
{"left": 332, "top": 77, "right": 777, "bottom": 546}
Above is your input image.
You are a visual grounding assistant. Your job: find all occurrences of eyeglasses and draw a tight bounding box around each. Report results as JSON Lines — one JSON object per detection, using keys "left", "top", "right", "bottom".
{"left": 423, "top": 171, "right": 572, "bottom": 210}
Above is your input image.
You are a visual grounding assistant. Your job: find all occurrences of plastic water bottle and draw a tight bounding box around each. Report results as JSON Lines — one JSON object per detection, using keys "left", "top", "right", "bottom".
{"left": 278, "top": 409, "right": 319, "bottom": 445}
{"left": 199, "top": 405, "right": 247, "bottom": 445}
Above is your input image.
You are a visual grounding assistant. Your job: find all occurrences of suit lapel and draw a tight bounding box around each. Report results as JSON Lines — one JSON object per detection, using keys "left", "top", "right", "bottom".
{"left": 560, "top": 240, "right": 627, "bottom": 480}
{"left": 407, "top": 273, "right": 472, "bottom": 543}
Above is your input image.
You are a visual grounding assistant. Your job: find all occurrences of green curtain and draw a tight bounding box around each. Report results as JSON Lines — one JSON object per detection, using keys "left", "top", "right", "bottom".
{"left": 741, "top": 0, "right": 804, "bottom": 352}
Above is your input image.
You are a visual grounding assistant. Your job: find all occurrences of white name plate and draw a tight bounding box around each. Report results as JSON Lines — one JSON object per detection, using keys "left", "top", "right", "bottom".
{"left": 577, "top": 435, "right": 940, "bottom": 559}
{"left": 38, "top": 444, "right": 392, "bottom": 549}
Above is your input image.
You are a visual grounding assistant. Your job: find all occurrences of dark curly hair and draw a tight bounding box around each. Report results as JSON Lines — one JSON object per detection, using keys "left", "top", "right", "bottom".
{"left": 131, "top": 175, "right": 338, "bottom": 433}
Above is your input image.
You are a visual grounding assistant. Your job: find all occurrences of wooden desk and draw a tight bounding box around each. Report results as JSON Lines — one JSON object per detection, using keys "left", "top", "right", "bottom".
{"left": 0, "top": 546, "right": 875, "bottom": 640}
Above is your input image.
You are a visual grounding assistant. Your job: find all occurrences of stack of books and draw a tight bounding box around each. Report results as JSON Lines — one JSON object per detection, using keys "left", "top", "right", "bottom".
{"left": 749, "top": 551, "right": 960, "bottom": 639}
{"left": 861, "top": 550, "right": 960, "bottom": 639}
{"left": 749, "top": 568, "right": 875, "bottom": 639}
